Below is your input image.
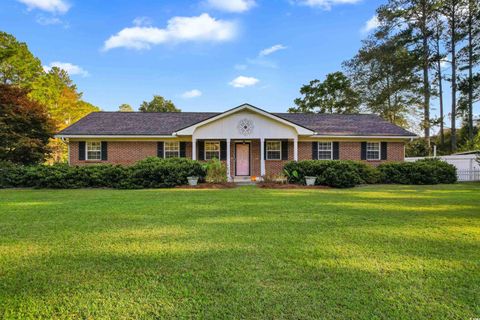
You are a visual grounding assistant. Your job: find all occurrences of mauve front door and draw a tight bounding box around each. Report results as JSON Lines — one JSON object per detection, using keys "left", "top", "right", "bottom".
{"left": 235, "top": 143, "right": 250, "bottom": 176}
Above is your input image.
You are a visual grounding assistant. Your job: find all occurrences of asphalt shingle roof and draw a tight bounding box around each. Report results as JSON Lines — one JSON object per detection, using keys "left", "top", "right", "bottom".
{"left": 58, "top": 111, "right": 416, "bottom": 137}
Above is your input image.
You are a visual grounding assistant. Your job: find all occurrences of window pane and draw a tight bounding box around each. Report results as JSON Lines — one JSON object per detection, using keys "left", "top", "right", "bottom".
{"left": 318, "top": 151, "right": 332, "bottom": 160}
{"left": 164, "top": 142, "right": 179, "bottom": 158}
{"left": 366, "top": 142, "right": 380, "bottom": 160}
{"left": 318, "top": 142, "right": 332, "bottom": 151}
{"left": 317, "top": 142, "right": 332, "bottom": 160}
{"left": 205, "top": 142, "right": 220, "bottom": 160}
{"left": 266, "top": 141, "right": 281, "bottom": 160}
{"left": 86, "top": 142, "right": 101, "bottom": 160}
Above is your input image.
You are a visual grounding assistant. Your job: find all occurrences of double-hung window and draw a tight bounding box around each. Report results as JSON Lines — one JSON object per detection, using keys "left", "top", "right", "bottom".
{"left": 164, "top": 141, "right": 180, "bottom": 158}
{"left": 205, "top": 141, "right": 220, "bottom": 160}
{"left": 86, "top": 141, "right": 101, "bottom": 160}
{"left": 266, "top": 141, "right": 281, "bottom": 160}
{"left": 366, "top": 142, "right": 381, "bottom": 160}
{"left": 318, "top": 142, "right": 333, "bottom": 160}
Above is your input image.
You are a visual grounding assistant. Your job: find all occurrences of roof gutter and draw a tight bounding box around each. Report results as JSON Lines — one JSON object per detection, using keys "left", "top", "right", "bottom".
{"left": 309, "top": 135, "right": 417, "bottom": 139}
{"left": 54, "top": 134, "right": 177, "bottom": 139}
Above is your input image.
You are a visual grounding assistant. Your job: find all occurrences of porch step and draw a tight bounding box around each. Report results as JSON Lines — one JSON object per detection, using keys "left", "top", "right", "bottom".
{"left": 232, "top": 176, "right": 257, "bottom": 185}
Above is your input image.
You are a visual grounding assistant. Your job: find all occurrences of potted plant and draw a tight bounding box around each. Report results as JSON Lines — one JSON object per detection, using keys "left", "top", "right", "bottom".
{"left": 187, "top": 176, "right": 199, "bottom": 186}
{"left": 305, "top": 176, "right": 316, "bottom": 186}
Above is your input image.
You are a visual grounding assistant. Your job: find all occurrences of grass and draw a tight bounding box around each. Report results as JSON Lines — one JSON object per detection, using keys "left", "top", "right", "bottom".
{"left": 0, "top": 184, "right": 479, "bottom": 319}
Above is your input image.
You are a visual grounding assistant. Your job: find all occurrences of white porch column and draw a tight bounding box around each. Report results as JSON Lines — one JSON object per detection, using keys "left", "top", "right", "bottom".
{"left": 293, "top": 137, "right": 298, "bottom": 161}
{"left": 226, "top": 138, "right": 231, "bottom": 181}
{"left": 192, "top": 139, "right": 196, "bottom": 160}
{"left": 260, "top": 138, "right": 265, "bottom": 176}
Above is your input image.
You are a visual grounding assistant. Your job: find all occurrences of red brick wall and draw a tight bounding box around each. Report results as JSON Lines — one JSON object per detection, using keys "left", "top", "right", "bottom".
{"left": 69, "top": 140, "right": 405, "bottom": 172}
{"left": 70, "top": 141, "right": 191, "bottom": 166}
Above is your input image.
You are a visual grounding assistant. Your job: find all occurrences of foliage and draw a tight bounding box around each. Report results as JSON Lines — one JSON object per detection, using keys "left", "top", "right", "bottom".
{"left": 378, "top": 158, "right": 457, "bottom": 184}
{"left": 0, "top": 31, "right": 43, "bottom": 88}
{"left": 118, "top": 103, "right": 134, "bottom": 112}
{"left": 405, "top": 139, "right": 430, "bottom": 157}
{"left": 129, "top": 157, "right": 204, "bottom": 188}
{"left": 0, "top": 157, "right": 205, "bottom": 189}
{"left": 283, "top": 160, "right": 380, "bottom": 188}
{"left": 290, "top": 72, "right": 360, "bottom": 114}
{"left": 0, "top": 84, "right": 55, "bottom": 165}
{"left": 203, "top": 158, "right": 227, "bottom": 183}
{"left": 344, "top": 35, "right": 421, "bottom": 128}
{"left": 139, "top": 95, "right": 180, "bottom": 112}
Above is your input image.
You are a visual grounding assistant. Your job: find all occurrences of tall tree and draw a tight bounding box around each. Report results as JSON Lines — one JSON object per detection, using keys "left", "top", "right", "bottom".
{"left": 289, "top": 72, "right": 360, "bottom": 114}
{"left": 432, "top": 12, "right": 447, "bottom": 145}
{"left": 458, "top": 0, "right": 480, "bottom": 141}
{"left": 0, "top": 32, "right": 43, "bottom": 88}
{"left": 139, "top": 95, "right": 180, "bottom": 112}
{"left": 118, "top": 103, "right": 133, "bottom": 112}
{"left": 0, "top": 84, "right": 55, "bottom": 164}
{"left": 440, "top": 0, "right": 466, "bottom": 152}
{"left": 344, "top": 36, "right": 421, "bottom": 127}
{"left": 377, "top": 0, "right": 438, "bottom": 149}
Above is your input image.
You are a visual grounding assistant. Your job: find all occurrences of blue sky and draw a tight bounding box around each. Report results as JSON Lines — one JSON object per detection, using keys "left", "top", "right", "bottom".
{"left": 1, "top": 0, "right": 399, "bottom": 113}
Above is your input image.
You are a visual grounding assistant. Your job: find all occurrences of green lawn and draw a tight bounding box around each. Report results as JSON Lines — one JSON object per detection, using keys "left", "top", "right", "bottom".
{"left": 0, "top": 184, "right": 479, "bottom": 319}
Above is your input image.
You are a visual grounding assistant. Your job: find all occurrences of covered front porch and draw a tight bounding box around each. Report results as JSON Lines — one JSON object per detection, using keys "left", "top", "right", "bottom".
{"left": 191, "top": 138, "right": 298, "bottom": 181}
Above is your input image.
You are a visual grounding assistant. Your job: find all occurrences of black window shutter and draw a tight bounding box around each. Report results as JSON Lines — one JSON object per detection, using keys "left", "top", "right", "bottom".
{"left": 220, "top": 140, "right": 227, "bottom": 160}
{"left": 157, "top": 142, "right": 164, "bottom": 158}
{"left": 361, "top": 142, "right": 367, "bottom": 160}
{"left": 179, "top": 142, "right": 186, "bottom": 158}
{"left": 79, "top": 141, "right": 86, "bottom": 160}
{"left": 101, "top": 141, "right": 108, "bottom": 161}
{"left": 264, "top": 140, "right": 267, "bottom": 159}
{"left": 381, "top": 142, "right": 388, "bottom": 160}
{"left": 312, "top": 142, "right": 318, "bottom": 160}
{"left": 281, "top": 140, "right": 289, "bottom": 160}
{"left": 198, "top": 140, "right": 205, "bottom": 160}
{"left": 333, "top": 142, "right": 340, "bottom": 160}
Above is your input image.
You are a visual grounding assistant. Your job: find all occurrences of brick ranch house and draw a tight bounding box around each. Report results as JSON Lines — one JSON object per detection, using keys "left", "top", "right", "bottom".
{"left": 56, "top": 103, "right": 416, "bottom": 181}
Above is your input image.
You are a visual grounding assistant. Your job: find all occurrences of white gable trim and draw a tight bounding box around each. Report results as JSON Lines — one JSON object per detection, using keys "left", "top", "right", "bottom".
{"left": 174, "top": 104, "right": 315, "bottom": 136}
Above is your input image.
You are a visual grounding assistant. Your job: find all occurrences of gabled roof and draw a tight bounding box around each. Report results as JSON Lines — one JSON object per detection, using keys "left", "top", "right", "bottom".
{"left": 56, "top": 103, "right": 416, "bottom": 138}
{"left": 174, "top": 103, "right": 315, "bottom": 135}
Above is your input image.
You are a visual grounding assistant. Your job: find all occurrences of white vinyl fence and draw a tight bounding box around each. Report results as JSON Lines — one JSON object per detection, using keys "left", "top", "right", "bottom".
{"left": 406, "top": 154, "right": 480, "bottom": 182}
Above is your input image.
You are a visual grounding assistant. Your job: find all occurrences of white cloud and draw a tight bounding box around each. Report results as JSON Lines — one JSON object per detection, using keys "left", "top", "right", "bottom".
{"left": 294, "top": 0, "right": 361, "bottom": 10}
{"left": 206, "top": 0, "right": 256, "bottom": 12}
{"left": 36, "top": 15, "right": 62, "bottom": 25}
{"left": 17, "top": 0, "right": 70, "bottom": 13}
{"left": 259, "top": 44, "right": 287, "bottom": 57}
{"left": 43, "top": 62, "right": 89, "bottom": 77}
{"left": 361, "top": 15, "right": 379, "bottom": 34}
{"left": 103, "top": 13, "right": 237, "bottom": 51}
{"left": 133, "top": 16, "right": 153, "bottom": 27}
{"left": 229, "top": 76, "right": 259, "bottom": 88}
{"left": 181, "top": 89, "right": 202, "bottom": 98}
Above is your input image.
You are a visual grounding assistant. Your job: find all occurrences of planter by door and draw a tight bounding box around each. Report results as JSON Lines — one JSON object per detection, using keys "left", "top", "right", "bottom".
{"left": 235, "top": 143, "right": 250, "bottom": 176}
{"left": 305, "top": 176, "right": 316, "bottom": 186}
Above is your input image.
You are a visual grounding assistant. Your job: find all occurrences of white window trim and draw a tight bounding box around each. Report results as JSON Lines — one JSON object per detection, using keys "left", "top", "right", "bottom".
{"left": 86, "top": 141, "right": 102, "bottom": 161}
{"left": 366, "top": 142, "right": 381, "bottom": 161}
{"left": 317, "top": 142, "right": 333, "bottom": 160}
{"left": 164, "top": 141, "right": 180, "bottom": 158}
{"left": 205, "top": 141, "right": 221, "bottom": 160}
{"left": 266, "top": 140, "right": 282, "bottom": 160}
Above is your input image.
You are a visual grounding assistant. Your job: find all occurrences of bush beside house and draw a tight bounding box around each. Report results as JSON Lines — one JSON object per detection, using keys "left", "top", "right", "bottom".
{"left": 377, "top": 159, "right": 457, "bottom": 185}
{"left": 0, "top": 157, "right": 205, "bottom": 189}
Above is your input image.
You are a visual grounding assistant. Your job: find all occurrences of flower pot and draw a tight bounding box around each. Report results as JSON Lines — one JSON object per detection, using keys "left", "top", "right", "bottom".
{"left": 187, "top": 176, "right": 199, "bottom": 186}
{"left": 305, "top": 176, "right": 316, "bottom": 186}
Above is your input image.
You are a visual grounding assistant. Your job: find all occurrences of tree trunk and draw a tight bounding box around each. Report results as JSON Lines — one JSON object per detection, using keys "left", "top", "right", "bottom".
{"left": 467, "top": 0, "right": 474, "bottom": 141}
{"left": 436, "top": 34, "right": 445, "bottom": 145}
{"left": 451, "top": 6, "right": 457, "bottom": 153}
{"left": 421, "top": 3, "right": 431, "bottom": 153}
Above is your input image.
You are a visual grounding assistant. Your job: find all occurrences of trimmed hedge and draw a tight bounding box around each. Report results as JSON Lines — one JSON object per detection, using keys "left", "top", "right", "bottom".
{"left": 0, "top": 157, "right": 205, "bottom": 189}
{"left": 378, "top": 158, "right": 457, "bottom": 185}
{"left": 284, "top": 159, "right": 457, "bottom": 188}
{"left": 284, "top": 160, "right": 381, "bottom": 188}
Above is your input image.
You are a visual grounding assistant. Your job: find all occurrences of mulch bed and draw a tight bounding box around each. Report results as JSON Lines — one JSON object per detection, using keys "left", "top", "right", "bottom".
{"left": 257, "top": 183, "right": 330, "bottom": 189}
{"left": 176, "top": 183, "right": 237, "bottom": 189}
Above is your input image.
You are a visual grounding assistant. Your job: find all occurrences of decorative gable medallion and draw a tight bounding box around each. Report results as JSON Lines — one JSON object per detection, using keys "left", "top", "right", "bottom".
{"left": 237, "top": 118, "right": 254, "bottom": 136}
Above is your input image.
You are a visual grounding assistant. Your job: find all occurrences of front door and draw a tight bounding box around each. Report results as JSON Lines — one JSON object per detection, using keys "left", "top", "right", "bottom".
{"left": 235, "top": 143, "right": 250, "bottom": 176}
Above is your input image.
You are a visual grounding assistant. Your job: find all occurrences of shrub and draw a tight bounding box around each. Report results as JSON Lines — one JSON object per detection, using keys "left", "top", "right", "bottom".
{"left": 203, "top": 158, "right": 227, "bottom": 184}
{"left": 0, "top": 157, "right": 205, "bottom": 189}
{"left": 283, "top": 160, "right": 374, "bottom": 188}
{"left": 128, "top": 157, "right": 205, "bottom": 188}
{"left": 378, "top": 158, "right": 457, "bottom": 185}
